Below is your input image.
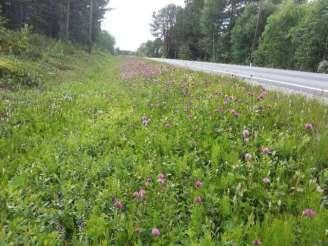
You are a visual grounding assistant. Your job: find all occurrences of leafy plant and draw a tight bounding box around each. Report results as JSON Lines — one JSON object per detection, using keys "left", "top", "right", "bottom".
{"left": 318, "top": 60, "right": 328, "bottom": 74}
{"left": 0, "top": 35, "right": 328, "bottom": 244}
{"left": 0, "top": 57, "right": 42, "bottom": 88}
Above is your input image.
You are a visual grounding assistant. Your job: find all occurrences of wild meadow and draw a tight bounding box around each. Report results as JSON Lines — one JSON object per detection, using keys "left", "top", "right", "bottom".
{"left": 1, "top": 49, "right": 328, "bottom": 245}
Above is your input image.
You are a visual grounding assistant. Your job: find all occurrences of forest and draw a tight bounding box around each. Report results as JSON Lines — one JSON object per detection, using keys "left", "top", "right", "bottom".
{"left": 0, "top": 0, "right": 115, "bottom": 52}
{"left": 138, "top": 0, "right": 328, "bottom": 73}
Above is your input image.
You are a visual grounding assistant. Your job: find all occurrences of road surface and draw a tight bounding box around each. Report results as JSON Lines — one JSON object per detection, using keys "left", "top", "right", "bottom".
{"left": 149, "top": 58, "right": 328, "bottom": 98}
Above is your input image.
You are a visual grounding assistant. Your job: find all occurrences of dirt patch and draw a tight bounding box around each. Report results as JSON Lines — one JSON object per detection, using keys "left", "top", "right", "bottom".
{"left": 120, "top": 57, "right": 170, "bottom": 80}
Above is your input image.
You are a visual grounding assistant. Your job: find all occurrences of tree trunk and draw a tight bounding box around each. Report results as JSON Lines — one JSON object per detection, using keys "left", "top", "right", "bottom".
{"left": 65, "top": 0, "right": 70, "bottom": 40}
{"left": 212, "top": 32, "right": 216, "bottom": 62}
{"left": 19, "top": 2, "right": 24, "bottom": 27}
{"left": 88, "top": 0, "right": 93, "bottom": 54}
{"left": 250, "top": 0, "right": 262, "bottom": 65}
{"left": 325, "top": 36, "right": 328, "bottom": 60}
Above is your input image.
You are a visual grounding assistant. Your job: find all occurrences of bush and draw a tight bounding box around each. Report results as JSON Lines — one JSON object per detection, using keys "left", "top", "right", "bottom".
{"left": 318, "top": 60, "right": 328, "bottom": 73}
{"left": 96, "top": 31, "right": 116, "bottom": 54}
{"left": 178, "top": 44, "right": 192, "bottom": 60}
{"left": 0, "top": 25, "right": 31, "bottom": 56}
{"left": 0, "top": 57, "right": 42, "bottom": 88}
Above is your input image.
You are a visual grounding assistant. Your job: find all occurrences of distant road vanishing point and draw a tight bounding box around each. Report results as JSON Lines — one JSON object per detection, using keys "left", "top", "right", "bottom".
{"left": 149, "top": 58, "right": 328, "bottom": 99}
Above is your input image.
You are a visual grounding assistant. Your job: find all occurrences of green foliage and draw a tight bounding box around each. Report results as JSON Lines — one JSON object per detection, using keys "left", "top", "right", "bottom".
{"left": 0, "top": 16, "right": 6, "bottom": 31}
{"left": 1, "top": 52, "right": 328, "bottom": 244}
{"left": 256, "top": 1, "right": 306, "bottom": 68}
{"left": 151, "top": 4, "right": 182, "bottom": 58}
{"left": 231, "top": 1, "right": 278, "bottom": 64}
{"left": 0, "top": 0, "right": 110, "bottom": 45}
{"left": 137, "top": 39, "right": 163, "bottom": 58}
{"left": 0, "top": 57, "right": 42, "bottom": 88}
{"left": 145, "top": 0, "right": 327, "bottom": 73}
{"left": 261, "top": 217, "right": 296, "bottom": 245}
{"left": 96, "top": 30, "right": 116, "bottom": 55}
{"left": 200, "top": 0, "right": 225, "bottom": 61}
{"left": 182, "top": 0, "right": 206, "bottom": 60}
{"left": 86, "top": 213, "right": 108, "bottom": 242}
{"left": 178, "top": 44, "right": 192, "bottom": 60}
{"left": 292, "top": 0, "right": 328, "bottom": 71}
{"left": 0, "top": 26, "right": 93, "bottom": 89}
{"left": 318, "top": 60, "right": 328, "bottom": 74}
{"left": 0, "top": 25, "right": 30, "bottom": 56}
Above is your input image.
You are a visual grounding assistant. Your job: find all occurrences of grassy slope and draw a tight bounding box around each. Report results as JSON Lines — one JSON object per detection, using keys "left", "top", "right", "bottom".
{"left": 0, "top": 51, "right": 328, "bottom": 245}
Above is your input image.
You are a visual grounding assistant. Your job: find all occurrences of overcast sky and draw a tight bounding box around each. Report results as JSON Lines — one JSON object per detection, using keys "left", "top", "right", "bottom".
{"left": 101, "top": 0, "right": 185, "bottom": 51}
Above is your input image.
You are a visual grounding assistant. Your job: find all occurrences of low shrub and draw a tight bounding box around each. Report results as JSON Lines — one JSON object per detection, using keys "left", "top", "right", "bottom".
{"left": 318, "top": 60, "right": 328, "bottom": 74}
{"left": 0, "top": 57, "right": 42, "bottom": 88}
{"left": 0, "top": 25, "right": 31, "bottom": 56}
{"left": 0, "top": 26, "right": 86, "bottom": 88}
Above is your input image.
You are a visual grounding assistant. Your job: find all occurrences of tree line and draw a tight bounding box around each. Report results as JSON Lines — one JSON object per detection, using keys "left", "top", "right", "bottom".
{"left": 0, "top": 0, "right": 115, "bottom": 53}
{"left": 138, "top": 0, "right": 328, "bottom": 73}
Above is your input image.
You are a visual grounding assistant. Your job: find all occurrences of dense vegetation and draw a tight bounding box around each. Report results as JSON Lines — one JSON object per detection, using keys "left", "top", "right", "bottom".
{"left": 138, "top": 0, "right": 328, "bottom": 73}
{"left": 0, "top": 1, "right": 328, "bottom": 245}
{"left": 0, "top": 26, "right": 328, "bottom": 244}
{"left": 0, "top": 0, "right": 115, "bottom": 90}
{"left": 0, "top": 0, "right": 115, "bottom": 51}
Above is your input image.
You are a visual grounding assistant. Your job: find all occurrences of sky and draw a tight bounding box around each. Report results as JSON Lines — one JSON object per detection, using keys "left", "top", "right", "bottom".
{"left": 101, "top": 0, "right": 185, "bottom": 51}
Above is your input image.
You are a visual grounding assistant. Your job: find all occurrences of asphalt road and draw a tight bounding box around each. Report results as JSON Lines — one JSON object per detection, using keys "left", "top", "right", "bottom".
{"left": 150, "top": 58, "right": 328, "bottom": 98}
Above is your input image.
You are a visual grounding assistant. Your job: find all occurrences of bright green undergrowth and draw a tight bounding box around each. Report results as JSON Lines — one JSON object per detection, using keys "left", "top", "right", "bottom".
{"left": 0, "top": 51, "right": 328, "bottom": 245}
{"left": 0, "top": 26, "right": 92, "bottom": 90}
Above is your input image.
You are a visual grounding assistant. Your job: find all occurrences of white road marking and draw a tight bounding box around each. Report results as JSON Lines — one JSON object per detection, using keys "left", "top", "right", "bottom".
{"left": 202, "top": 67, "right": 328, "bottom": 94}
{"left": 162, "top": 60, "right": 328, "bottom": 95}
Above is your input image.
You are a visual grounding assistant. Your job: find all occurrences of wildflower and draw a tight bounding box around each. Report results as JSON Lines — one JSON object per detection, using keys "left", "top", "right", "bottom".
{"left": 257, "top": 89, "right": 267, "bottom": 100}
{"left": 114, "top": 199, "right": 124, "bottom": 209}
{"left": 141, "top": 116, "right": 151, "bottom": 126}
{"left": 253, "top": 239, "right": 262, "bottom": 246}
{"left": 135, "top": 226, "right": 141, "bottom": 235}
{"left": 224, "top": 95, "right": 234, "bottom": 104}
{"left": 152, "top": 228, "right": 160, "bottom": 237}
{"left": 229, "top": 109, "right": 240, "bottom": 117}
{"left": 316, "top": 185, "right": 324, "bottom": 193}
{"left": 302, "top": 208, "right": 316, "bottom": 218}
{"left": 164, "top": 122, "right": 172, "bottom": 128}
{"left": 242, "top": 129, "right": 250, "bottom": 139}
{"left": 194, "top": 196, "right": 203, "bottom": 204}
{"left": 261, "top": 147, "right": 272, "bottom": 155}
{"left": 244, "top": 153, "right": 252, "bottom": 161}
{"left": 145, "top": 177, "right": 152, "bottom": 187}
{"left": 157, "top": 173, "right": 166, "bottom": 185}
{"left": 133, "top": 189, "right": 146, "bottom": 200}
{"left": 262, "top": 177, "right": 271, "bottom": 185}
{"left": 304, "top": 123, "right": 314, "bottom": 130}
{"left": 243, "top": 129, "right": 250, "bottom": 143}
{"left": 195, "top": 180, "right": 203, "bottom": 189}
